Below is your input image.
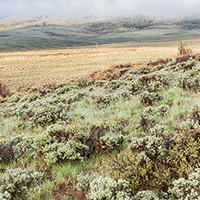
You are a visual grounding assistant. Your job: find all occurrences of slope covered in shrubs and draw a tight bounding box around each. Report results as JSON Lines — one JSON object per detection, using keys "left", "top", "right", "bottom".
{"left": 0, "top": 54, "right": 200, "bottom": 199}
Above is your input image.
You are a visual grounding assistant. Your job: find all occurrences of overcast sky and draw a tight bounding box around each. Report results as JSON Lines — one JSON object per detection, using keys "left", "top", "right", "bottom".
{"left": 0, "top": 0, "right": 199, "bottom": 18}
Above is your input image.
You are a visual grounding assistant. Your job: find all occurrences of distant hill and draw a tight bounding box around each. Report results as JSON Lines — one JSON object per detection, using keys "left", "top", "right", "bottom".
{"left": 1, "top": 16, "right": 200, "bottom": 52}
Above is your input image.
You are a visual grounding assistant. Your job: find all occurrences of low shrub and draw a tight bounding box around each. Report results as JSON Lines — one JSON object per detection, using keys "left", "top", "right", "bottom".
{"left": 78, "top": 79, "right": 95, "bottom": 88}
{"left": 130, "top": 73, "right": 169, "bottom": 94}
{"left": 140, "top": 91, "right": 162, "bottom": 106}
{"left": 100, "top": 134, "right": 124, "bottom": 151}
{"left": 0, "top": 168, "right": 43, "bottom": 200}
{"left": 133, "top": 190, "right": 159, "bottom": 200}
{"left": 111, "top": 132, "right": 200, "bottom": 195}
{"left": 93, "top": 94, "right": 119, "bottom": 109}
{"left": 77, "top": 174, "right": 133, "bottom": 200}
{"left": 169, "top": 169, "right": 200, "bottom": 199}
{"left": 20, "top": 94, "right": 41, "bottom": 103}
{"left": 7, "top": 94, "right": 20, "bottom": 103}
{"left": 46, "top": 123, "right": 67, "bottom": 142}
{"left": 178, "top": 71, "right": 200, "bottom": 91}
{"left": 95, "top": 80, "right": 106, "bottom": 87}
{"left": 130, "top": 136, "right": 165, "bottom": 161}
{"left": 105, "top": 80, "right": 127, "bottom": 90}
{"left": 20, "top": 131, "right": 89, "bottom": 165}
{"left": 0, "top": 137, "right": 22, "bottom": 164}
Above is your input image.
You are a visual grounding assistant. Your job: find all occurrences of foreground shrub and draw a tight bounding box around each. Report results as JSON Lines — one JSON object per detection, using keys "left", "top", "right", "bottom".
{"left": 78, "top": 79, "right": 95, "bottom": 88}
{"left": 139, "top": 105, "right": 169, "bottom": 134}
{"left": 20, "top": 132, "right": 89, "bottom": 165}
{"left": 130, "top": 136, "right": 165, "bottom": 161}
{"left": 0, "top": 168, "right": 43, "bottom": 200}
{"left": 100, "top": 134, "right": 124, "bottom": 151}
{"left": 0, "top": 137, "right": 22, "bottom": 164}
{"left": 178, "top": 70, "right": 200, "bottom": 91}
{"left": 77, "top": 174, "right": 133, "bottom": 200}
{"left": 111, "top": 132, "right": 200, "bottom": 195}
{"left": 133, "top": 190, "right": 159, "bottom": 200}
{"left": 93, "top": 94, "right": 119, "bottom": 109}
{"left": 139, "top": 91, "right": 162, "bottom": 106}
{"left": 165, "top": 133, "right": 200, "bottom": 179}
{"left": 46, "top": 123, "right": 67, "bottom": 142}
{"left": 169, "top": 169, "right": 200, "bottom": 199}
{"left": 105, "top": 80, "right": 127, "bottom": 90}
{"left": 130, "top": 73, "right": 169, "bottom": 95}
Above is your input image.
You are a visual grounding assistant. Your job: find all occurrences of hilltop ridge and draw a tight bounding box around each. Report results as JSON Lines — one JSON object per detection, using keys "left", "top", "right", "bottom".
{"left": 1, "top": 16, "right": 200, "bottom": 52}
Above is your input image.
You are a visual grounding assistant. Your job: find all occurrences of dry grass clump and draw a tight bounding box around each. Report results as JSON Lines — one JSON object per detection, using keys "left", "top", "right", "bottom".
{"left": 178, "top": 41, "right": 193, "bottom": 56}
{"left": 0, "top": 82, "right": 11, "bottom": 98}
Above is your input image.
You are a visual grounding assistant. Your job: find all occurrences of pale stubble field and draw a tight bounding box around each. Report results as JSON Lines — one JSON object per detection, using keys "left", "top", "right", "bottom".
{"left": 1, "top": 39, "right": 200, "bottom": 91}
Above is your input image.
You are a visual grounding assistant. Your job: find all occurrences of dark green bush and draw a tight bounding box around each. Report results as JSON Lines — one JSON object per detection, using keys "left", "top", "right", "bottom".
{"left": 78, "top": 79, "right": 95, "bottom": 88}
{"left": 178, "top": 71, "right": 200, "bottom": 91}
{"left": 105, "top": 80, "right": 127, "bottom": 90}
{"left": 95, "top": 80, "right": 106, "bottom": 87}
{"left": 140, "top": 91, "right": 162, "bottom": 106}
{"left": 111, "top": 132, "right": 200, "bottom": 195}
{"left": 20, "top": 94, "right": 41, "bottom": 103}
{"left": 93, "top": 94, "right": 119, "bottom": 109}
{"left": 0, "top": 137, "right": 22, "bottom": 164}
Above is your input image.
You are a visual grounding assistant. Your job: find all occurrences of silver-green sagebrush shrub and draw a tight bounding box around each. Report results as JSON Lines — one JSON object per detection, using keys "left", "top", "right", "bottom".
{"left": 139, "top": 113, "right": 156, "bottom": 133}
{"left": 139, "top": 105, "right": 169, "bottom": 134}
{"left": 130, "top": 136, "right": 165, "bottom": 160}
{"left": 17, "top": 121, "right": 126, "bottom": 165}
{"left": 46, "top": 123, "right": 67, "bottom": 142}
{"left": 105, "top": 80, "right": 127, "bottom": 90}
{"left": 95, "top": 80, "right": 106, "bottom": 87}
{"left": 133, "top": 190, "right": 159, "bottom": 200}
{"left": 100, "top": 134, "right": 124, "bottom": 151}
{"left": 1, "top": 90, "right": 85, "bottom": 127}
{"left": 77, "top": 173, "right": 133, "bottom": 200}
{"left": 42, "top": 140, "right": 89, "bottom": 165}
{"left": 143, "top": 105, "right": 169, "bottom": 117}
{"left": 178, "top": 70, "right": 200, "bottom": 91}
{"left": 169, "top": 169, "right": 200, "bottom": 200}
{"left": 0, "top": 137, "right": 22, "bottom": 164}
{"left": 20, "top": 94, "right": 41, "bottom": 103}
{"left": 93, "top": 94, "right": 119, "bottom": 109}
{"left": 7, "top": 94, "right": 20, "bottom": 103}
{"left": 34, "top": 132, "right": 89, "bottom": 165}
{"left": 149, "top": 124, "right": 168, "bottom": 136}
{"left": 130, "top": 73, "right": 169, "bottom": 94}
{"left": 77, "top": 79, "right": 95, "bottom": 88}
{"left": 168, "top": 60, "right": 195, "bottom": 72}
{"left": 0, "top": 168, "right": 43, "bottom": 200}
{"left": 18, "top": 129, "right": 89, "bottom": 165}
{"left": 139, "top": 91, "right": 162, "bottom": 106}
{"left": 55, "top": 85, "right": 76, "bottom": 95}
{"left": 77, "top": 173, "right": 94, "bottom": 192}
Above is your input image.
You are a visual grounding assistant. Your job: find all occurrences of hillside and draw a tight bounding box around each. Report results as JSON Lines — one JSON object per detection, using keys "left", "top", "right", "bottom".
{"left": 1, "top": 17, "right": 200, "bottom": 52}
{"left": 0, "top": 52, "right": 200, "bottom": 199}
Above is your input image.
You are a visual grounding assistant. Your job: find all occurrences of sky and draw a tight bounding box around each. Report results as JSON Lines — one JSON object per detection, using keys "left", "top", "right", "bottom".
{"left": 0, "top": 0, "right": 200, "bottom": 18}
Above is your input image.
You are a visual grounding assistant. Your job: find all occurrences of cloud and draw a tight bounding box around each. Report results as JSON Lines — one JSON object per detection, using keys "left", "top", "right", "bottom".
{"left": 0, "top": 0, "right": 200, "bottom": 18}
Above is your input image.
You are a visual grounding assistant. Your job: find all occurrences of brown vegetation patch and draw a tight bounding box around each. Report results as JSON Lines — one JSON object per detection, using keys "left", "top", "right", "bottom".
{"left": 147, "top": 58, "right": 171, "bottom": 67}
{"left": 54, "top": 184, "right": 86, "bottom": 200}
{"left": 0, "top": 82, "right": 12, "bottom": 98}
{"left": 178, "top": 41, "right": 193, "bottom": 56}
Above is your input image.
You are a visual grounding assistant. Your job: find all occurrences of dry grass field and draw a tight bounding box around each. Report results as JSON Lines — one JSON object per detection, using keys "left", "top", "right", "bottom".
{"left": 1, "top": 39, "right": 200, "bottom": 91}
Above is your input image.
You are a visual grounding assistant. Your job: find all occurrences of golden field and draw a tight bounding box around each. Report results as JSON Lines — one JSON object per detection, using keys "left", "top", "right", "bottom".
{"left": 1, "top": 39, "right": 200, "bottom": 91}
